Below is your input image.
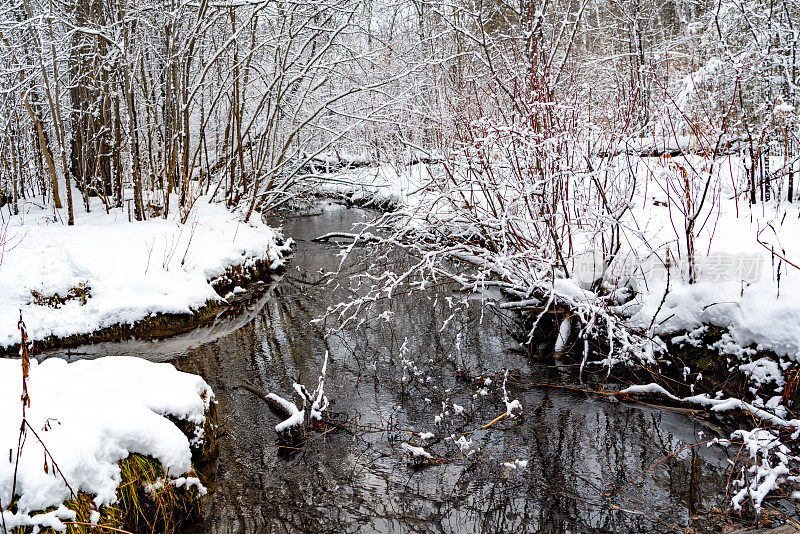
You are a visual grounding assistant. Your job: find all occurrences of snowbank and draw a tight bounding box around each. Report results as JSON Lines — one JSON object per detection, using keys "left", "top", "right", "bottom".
{"left": 310, "top": 163, "right": 431, "bottom": 209}
{"left": 607, "top": 156, "right": 800, "bottom": 360}
{"left": 0, "top": 195, "right": 291, "bottom": 348}
{"left": 0, "top": 356, "right": 213, "bottom": 531}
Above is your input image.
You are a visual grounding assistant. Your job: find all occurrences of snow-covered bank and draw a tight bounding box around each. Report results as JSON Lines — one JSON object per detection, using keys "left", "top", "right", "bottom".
{"left": 308, "top": 163, "right": 430, "bottom": 210}
{"left": 0, "top": 356, "right": 214, "bottom": 531}
{"left": 607, "top": 156, "right": 800, "bottom": 361}
{"left": 0, "top": 195, "right": 292, "bottom": 349}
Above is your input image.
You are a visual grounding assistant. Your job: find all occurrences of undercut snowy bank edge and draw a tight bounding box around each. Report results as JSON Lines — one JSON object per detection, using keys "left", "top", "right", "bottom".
{"left": 0, "top": 356, "right": 218, "bottom": 533}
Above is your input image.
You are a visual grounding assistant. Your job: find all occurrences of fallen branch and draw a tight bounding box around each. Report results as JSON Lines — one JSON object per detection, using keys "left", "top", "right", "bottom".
{"left": 619, "top": 383, "right": 800, "bottom": 433}
{"left": 312, "top": 232, "right": 381, "bottom": 244}
{"left": 237, "top": 383, "right": 293, "bottom": 419}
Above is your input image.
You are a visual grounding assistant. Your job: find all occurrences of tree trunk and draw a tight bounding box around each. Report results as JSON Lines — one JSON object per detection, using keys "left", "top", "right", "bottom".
{"left": 69, "top": 0, "right": 113, "bottom": 211}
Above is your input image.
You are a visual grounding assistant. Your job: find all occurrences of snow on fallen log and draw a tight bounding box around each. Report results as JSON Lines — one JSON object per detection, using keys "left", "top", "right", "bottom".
{"left": 312, "top": 232, "right": 382, "bottom": 244}
{"left": 497, "top": 299, "right": 543, "bottom": 310}
{"left": 240, "top": 351, "right": 330, "bottom": 441}
{"left": 266, "top": 393, "right": 305, "bottom": 433}
{"left": 0, "top": 356, "right": 214, "bottom": 532}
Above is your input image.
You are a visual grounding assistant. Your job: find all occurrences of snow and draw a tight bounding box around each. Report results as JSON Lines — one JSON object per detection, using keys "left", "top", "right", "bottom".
{"left": 266, "top": 393, "right": 304, "bottom": 433}
{"left": 503, "top": 459, "right": 529, "bottom": 470}
{"left": 0, "top": 194, "right": 291, "bottom": 348}
{"left": 729, "top": 428, "right": 797, "bottom": 513}
{"left": 454, "top": 436, "right": 477, "bottom": 456}
{"left": 172, "top": 476, "right": 208, "bottom": 496}
{"left": 263, "top": 351, "right": 329, "bottom": 434}
{"left": 501, "top": 370, "right": 521, "bottom": 418}
{"left": 619, "top": 383, "right": 681, "bottom": 401}
{"left": 608, "top": 155, "right": 800, "bottom": 360}
{"left": 738, "top": 358, "right": 785, "bottom": 389}
{"left": 311, "top": 163, "right": 430, "bottom": 209}
{"left": 401, "top": 443, "right": 432, "bottom": 459}
{"left": 0, "top": 356, "right": 213, "bottom": 531}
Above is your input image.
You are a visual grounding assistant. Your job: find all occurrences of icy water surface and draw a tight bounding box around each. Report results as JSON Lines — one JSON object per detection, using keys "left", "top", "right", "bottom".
{"left": 63, "top": 203, "right": 734, "bottom": 533}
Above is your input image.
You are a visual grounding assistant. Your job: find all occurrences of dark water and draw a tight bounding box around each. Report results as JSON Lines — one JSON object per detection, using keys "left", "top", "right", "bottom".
{"left": 62, "top": 203, "right": 734, "bottom": 533}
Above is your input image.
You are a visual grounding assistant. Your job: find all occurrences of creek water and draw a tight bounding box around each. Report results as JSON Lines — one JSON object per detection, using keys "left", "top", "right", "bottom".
{"left": 58, "top": 203, "right": 734, "bottom": 533}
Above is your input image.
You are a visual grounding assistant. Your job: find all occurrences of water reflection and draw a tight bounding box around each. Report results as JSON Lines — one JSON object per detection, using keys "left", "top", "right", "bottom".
{"left": 153, "top": 204, "right": 735, "bottom": 533}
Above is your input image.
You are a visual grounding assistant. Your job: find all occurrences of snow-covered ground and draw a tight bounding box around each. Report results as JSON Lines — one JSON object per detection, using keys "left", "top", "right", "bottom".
{"left": 608, "top": 155, "right": 800, "bottom": 361}
{"left": 0, "top": 356, "right": 213, "bottom": 531}
{"left": 0, "top": 194, "right": 291, "bottom": 348}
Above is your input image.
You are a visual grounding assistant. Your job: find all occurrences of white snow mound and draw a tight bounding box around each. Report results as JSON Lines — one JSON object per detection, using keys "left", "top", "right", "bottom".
{"left": 0, "top": 356, "right": 213, "bottom": 531}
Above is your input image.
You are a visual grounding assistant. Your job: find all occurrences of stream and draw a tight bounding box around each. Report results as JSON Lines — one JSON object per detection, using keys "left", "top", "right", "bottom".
{"left": 58, "top": 203, "right": 734, "bottom": 533}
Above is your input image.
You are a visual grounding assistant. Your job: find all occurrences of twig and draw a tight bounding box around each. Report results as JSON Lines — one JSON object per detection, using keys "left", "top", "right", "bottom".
{"left": 458, "top": 412, "right": 509, "bottom": 436}
{"left": 236, "top": 383, "right": 292, "bottom": 418}
{"left": 0, "top": 495, "right": 7, "bottom": 533}
{"left": 648, "top": 250, "right": 671, "bottom": 332}
{"left": 756, "top": 231, "right": 800, "bottom": 271}
{"left": 23, "top": 420, "right": 76, "bottom": 499}
{"left": 180, "top": 221, "right": 198, "bottom": 266}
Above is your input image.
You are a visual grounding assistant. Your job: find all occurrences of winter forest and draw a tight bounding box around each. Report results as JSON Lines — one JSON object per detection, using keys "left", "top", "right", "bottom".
{"left": 1, "top": 0, "right": 800, "bottom": 531}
